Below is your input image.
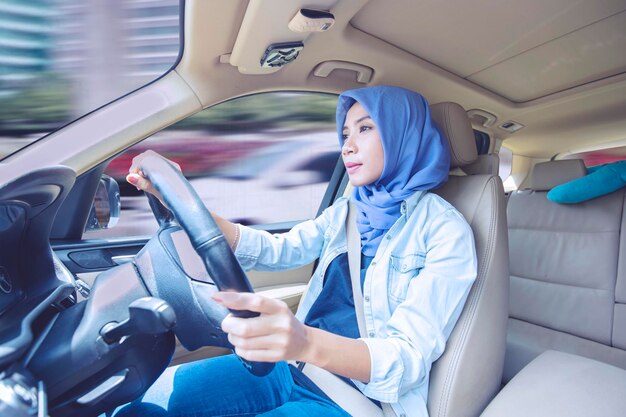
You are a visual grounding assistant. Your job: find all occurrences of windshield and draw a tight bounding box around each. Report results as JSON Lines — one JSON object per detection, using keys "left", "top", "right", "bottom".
{"left": 0, "top": 0, "right": 181, "bottom": 160}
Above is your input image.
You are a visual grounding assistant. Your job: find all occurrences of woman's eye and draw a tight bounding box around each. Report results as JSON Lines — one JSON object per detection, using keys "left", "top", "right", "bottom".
{"left": 360, "top": 125, "right": 371, "bottom": 133}
{"left": 341, "top": 134, "right": 348, "bottom": 141}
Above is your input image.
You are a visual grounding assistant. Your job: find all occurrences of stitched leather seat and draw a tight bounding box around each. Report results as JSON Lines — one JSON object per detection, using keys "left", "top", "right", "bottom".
{"left": 504, "top": 159, "right": 626, "bottom": 382}
{"left": 302, "top": 102, "right": 509, "bottom": 417}
{"left": 428, "top": 103, "right": 509, "bottom": 417}
{"left": 482, "top": 349, "right": 626, "bottom": 417}
{"left": 462, "top": 153, "right": 500, "bottom": 176}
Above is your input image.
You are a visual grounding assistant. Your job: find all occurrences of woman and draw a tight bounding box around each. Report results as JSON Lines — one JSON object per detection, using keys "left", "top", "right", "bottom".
{"left": 114, "top": 85, "right": 477, "bottom": 417}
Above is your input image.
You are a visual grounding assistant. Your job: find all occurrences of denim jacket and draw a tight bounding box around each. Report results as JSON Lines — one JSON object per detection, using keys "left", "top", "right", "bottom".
{"left": 235, "top": 191, "right": 477, "bottom": 417}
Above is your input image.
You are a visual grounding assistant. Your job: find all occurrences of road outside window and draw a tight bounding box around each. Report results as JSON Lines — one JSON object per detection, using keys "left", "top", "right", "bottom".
{"left": 84, "top": 92, "right": 340, "bottom": 239}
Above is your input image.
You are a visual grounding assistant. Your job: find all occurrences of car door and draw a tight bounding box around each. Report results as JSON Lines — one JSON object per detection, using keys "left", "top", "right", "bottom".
{"left": 51, "top": 91, "right": 345, "bottom": 364}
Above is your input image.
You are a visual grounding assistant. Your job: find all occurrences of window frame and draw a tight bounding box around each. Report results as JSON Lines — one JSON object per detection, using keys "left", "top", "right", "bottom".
{"left": 79, "top": 90, "right": 344, "bottom": 240}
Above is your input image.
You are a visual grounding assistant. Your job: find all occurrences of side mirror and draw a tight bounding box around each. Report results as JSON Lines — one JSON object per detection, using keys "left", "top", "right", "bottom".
{"left": 85, "top": 175, "right": 121, "bottom": 231}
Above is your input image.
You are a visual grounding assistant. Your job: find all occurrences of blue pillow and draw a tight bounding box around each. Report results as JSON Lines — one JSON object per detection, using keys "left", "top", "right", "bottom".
{"left": 547, "top": 160, "right": 626, "bottom": 204}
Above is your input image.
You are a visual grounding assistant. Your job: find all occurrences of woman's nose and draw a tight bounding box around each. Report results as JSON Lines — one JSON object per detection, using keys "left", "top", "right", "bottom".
{"left": 342, "top": 135, "right": 356, "bottom": 155}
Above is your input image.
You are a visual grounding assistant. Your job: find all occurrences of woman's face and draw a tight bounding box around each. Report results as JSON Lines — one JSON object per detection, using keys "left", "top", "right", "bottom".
{"left": 341, "top": 102, "right": 384, "bottom": 187}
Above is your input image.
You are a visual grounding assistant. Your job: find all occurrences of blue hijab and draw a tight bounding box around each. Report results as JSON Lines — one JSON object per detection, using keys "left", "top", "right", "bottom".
{"left": 336, "top": 85, "right": 450, "bottom": 256}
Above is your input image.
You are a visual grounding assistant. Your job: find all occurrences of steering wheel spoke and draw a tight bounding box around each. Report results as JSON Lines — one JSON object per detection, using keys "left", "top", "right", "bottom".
{"left": 137, "top": 156, "right": 275, "bottom": 377}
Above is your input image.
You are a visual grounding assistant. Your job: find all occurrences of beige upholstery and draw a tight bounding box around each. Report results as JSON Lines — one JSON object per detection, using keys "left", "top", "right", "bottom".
{"left": 504, "top": 160, "right": 626, "bottom": 382}
{"left": 463, "top": 154, "right": 500, "bottom": 176}
{"left": 428, "top": 103, "right": 509, "bottom": 417}
{"left": 430, "top": 102, "right": 478, "bottom": 168}
{"left": 528, "top": 159, "right": 586, "bottom": 191}
{"left": 302, "top": 102, "right": 509, "bottom": 417}
{"left": 481, "top": 351, "right": 626, "bottom": 417}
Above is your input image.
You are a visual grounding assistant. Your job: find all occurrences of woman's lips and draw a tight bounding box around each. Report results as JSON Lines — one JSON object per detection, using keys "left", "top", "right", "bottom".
{"left": 345, "top": 162, "right": 362, "bottom": 174}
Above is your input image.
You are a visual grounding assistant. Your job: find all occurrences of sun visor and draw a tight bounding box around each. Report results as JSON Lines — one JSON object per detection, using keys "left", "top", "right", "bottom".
{"left": 226, "top": 0, "right": 338, "bottom": 74}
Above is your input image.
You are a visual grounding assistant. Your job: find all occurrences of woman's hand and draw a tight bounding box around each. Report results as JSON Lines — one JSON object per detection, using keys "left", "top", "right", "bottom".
{"left": 126, "top": 150, "right": 182, "bottom": 204}
{"left": 213, "top": 292, "right": 313, "bottom": 363}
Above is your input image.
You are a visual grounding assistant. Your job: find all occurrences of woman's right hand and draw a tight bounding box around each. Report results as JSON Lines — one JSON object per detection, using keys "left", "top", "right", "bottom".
{"left": 127, "top": 150, "right": 182, "bottom": 205}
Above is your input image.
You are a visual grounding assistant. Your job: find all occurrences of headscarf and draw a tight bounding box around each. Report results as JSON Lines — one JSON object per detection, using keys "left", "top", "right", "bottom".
{"left": 336, "top": 85, "right": 450, "bottom": 256}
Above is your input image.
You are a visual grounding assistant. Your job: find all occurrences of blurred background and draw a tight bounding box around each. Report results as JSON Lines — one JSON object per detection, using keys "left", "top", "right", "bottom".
{"left": 1, "top": 0, "right": 182, "bottom": 148}
{"left": 0, "top": 0, "right": 340, "bottom": 238}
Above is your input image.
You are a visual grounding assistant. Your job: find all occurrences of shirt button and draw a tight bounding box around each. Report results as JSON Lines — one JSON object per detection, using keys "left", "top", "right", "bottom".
{"left": 371, "top": 261, "right": 377, "bottom": 266}
{"left": 386, "top": 235, "right": 391, "bottom": 240}
{"left": 368, "top": 332, "right": 375, "bottom": 337}
{"left": 364, "top": 296, "right": 370, "bottom": 302}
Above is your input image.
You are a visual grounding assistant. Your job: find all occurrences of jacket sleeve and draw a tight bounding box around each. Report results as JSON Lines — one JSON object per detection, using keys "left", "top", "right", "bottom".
{"left": 354, "top": 209, "right": 477, "bottom": 403}
{"left": 233, "top": 204, "right": 335, "bottom": 272}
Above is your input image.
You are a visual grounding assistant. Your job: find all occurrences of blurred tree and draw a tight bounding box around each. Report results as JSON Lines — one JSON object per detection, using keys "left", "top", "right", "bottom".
{"left": 0, "top": 73, "right": 71, "bottom": 136}
{"left": 172, "top": 92, "right": 338, "bottom": 133}
{"left": 0, "top": 86, "right": 337, "bottom": 138}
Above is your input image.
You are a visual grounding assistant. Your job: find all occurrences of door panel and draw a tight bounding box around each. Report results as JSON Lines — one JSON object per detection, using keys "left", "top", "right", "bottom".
{"left": 53, "top": 229, "right": 314, "bottom": 365}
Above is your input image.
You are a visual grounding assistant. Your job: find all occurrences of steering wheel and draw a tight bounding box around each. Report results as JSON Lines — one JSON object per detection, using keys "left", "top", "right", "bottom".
{"left": 136, "top": 155, "right": 275, "bottom": 377}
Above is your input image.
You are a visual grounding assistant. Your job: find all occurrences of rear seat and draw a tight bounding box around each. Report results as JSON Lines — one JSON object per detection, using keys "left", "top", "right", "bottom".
{"left": 504, "top": 159, "right": 626, "bottom": 382}
{"left": 462, "top": 153, "right": 500, "bottom": 176}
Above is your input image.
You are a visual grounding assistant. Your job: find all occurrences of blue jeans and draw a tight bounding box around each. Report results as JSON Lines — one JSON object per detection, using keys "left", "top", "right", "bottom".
{"left": 105, "top": 354, "right": 350, "bottom": 417}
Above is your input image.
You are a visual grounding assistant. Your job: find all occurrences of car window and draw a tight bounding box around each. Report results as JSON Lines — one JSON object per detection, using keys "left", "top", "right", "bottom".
{"left": 84, "top": 92, "right": 340, "bottom": 239}
{"left": 562, "top": 146, "right": 626, "bottom": 167}
{"left": 498, "top": 145, "right": 513, "bottom": 181}
{"left": 0, "top": 0, "right": 181, "bottom": 160}
{"left": 473, "top": 130, "right": 490, "bottom": 155}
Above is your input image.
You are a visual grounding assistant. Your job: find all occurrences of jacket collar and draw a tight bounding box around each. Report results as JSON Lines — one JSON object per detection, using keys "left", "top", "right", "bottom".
{"left": 402, "top": 190, "right": 427, "bottom": 217}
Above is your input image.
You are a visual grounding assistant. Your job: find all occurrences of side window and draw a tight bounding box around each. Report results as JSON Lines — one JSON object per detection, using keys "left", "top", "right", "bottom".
{"left": 0, "top": 1, "right": 181, "bottom": 160}
{"left": 498, "top": 145, "right": 513, "bottom": 182}
{"left": 473, "top": 130, "right": 490, "bottom": 155}
{"left": 563, "top": 146, "right": 626, "bottom": 167}
{"left": 84, "top": 92, "right": 339, "bottom": 239}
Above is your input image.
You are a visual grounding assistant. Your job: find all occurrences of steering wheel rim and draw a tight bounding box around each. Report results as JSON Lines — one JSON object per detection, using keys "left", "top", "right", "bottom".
{"left": 138, "top": 155, "right": 275, "bottom": 376}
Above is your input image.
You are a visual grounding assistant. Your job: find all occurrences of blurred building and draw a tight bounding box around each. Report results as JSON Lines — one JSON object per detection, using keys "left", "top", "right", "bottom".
{"left": 122, "top": 0, "right": 181, "bottom": 83}
{"left": 0, "top": 0, "right": 52, "bottom": 96}
{"left": 0, "top": 0, "right": 179, "bottom": 104}
{"left": 53, "top": 0, "right": 180, "bottom": 115}
{"left": 0, "top": 0, "right": 180, "bottom": 154}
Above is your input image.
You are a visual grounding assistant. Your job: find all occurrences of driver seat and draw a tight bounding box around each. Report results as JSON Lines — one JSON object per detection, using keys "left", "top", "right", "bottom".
{"left": 302, "top": 102, "right": 509, "bottom": 417}
{"left": 428, "top": 102, "right": 508, "bottom": 417}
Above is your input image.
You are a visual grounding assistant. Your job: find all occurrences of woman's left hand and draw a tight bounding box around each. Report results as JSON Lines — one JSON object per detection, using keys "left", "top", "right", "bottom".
{"left": 212, "top": 292, "right": 312, "bottom": 363}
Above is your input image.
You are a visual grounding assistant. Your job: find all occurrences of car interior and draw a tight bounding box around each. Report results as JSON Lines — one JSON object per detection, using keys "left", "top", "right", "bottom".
{"left": 0, "top": 0, "right": 625, "bottom": 416}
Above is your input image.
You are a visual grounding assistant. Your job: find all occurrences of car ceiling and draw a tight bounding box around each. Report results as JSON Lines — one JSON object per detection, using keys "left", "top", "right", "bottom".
{"left": 3, "top": 0, "right": 624, "bottom": 179}
{"left": 176, "top": 0, "right": 626, "bottom": 159}
{"left": 354, "top": 0, "right": 626, "bottom": 103}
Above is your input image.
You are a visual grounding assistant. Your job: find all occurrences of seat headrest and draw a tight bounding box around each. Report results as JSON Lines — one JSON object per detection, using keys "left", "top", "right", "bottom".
{"left": 430, "top": 102, "right": 478, "bottom": 168}
{"left": 463, "top": 153, "right": 500, "bottom": 176}
{"left": 529, "top": 159, "right": 587, "bottom": 191}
